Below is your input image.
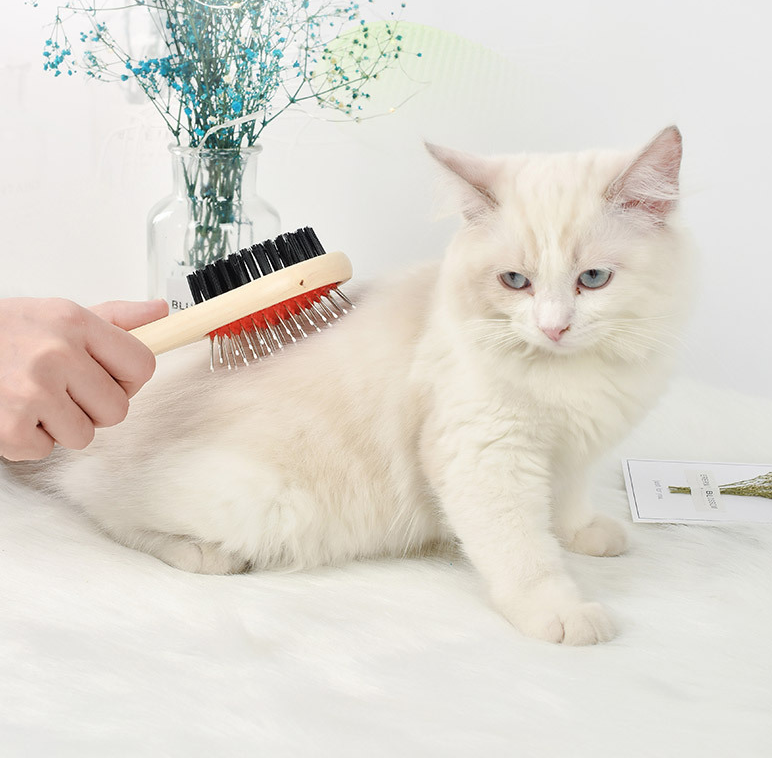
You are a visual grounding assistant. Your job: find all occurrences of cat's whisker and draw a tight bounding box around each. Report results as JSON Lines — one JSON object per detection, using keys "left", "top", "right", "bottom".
{"left": 487, "top": 337, "right": 526, "bottom": 354}
{"left": 462, "top": 318, "right": 511, "bottom": 333}
{"left": 603, "top": 324, "right": 690, "bottom": 354}
{"left": 462, "top": 323, "right": 512, "bottom": 339}
{"left": 601, "top": 318, "right": 686, "bottom": 342}
{"left": 475, "top": 331, "right": 528, "bottom": 357}
{"left": 601, "top": 328, "right": 688, "bottom": 362}
{"left": 602, "top": 314, "right": 682, "bottom": 328}
{"left": 479, "top": 330, "right": 524, "bottom": 346}
{"left": 608, "top": 313, "right": 679, "bottom": 323}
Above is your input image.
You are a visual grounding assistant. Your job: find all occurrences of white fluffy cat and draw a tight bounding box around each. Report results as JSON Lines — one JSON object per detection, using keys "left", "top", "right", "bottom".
{"left": 36, "top": 126, "right": 693, "bottom": 645}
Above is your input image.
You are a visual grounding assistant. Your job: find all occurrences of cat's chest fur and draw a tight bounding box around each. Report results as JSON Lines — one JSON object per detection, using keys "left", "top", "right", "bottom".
{"left": 419, "top": 333, "right": 663, "bottom": 466}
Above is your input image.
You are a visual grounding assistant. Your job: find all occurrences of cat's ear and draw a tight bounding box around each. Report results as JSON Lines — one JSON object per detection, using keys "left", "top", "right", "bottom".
{"left": 604, "top": 126, "right": 682, "bottom": 221}
{"left": 425, "top": 142, "right": 500, "bottom": 222}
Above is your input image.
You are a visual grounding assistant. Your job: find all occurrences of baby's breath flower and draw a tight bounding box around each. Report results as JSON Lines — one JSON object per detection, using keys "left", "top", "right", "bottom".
{"left": 36, "top": 0, "right": 415, "bottom": 148}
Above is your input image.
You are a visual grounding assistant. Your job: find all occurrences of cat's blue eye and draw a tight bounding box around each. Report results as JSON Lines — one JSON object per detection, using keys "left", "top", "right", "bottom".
{"left": 578, "top": 268, "right": 613, "bottom": 289}
{"left": 499, "top": 272, "right": 531, "bottom": 290}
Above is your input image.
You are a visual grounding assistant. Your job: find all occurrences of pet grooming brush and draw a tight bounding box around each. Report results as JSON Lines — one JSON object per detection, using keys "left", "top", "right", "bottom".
{"left": 129, "top": 227, "right": 354, "bottom": 370}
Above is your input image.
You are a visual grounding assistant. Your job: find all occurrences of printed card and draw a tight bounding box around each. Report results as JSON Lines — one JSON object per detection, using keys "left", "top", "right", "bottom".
{"left": 622, "top": 459, "right": 772, "bottom": 524}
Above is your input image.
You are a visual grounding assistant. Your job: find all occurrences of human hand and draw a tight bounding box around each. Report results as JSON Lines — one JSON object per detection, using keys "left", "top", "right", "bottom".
{"left": 0, "top": 297, "right": 168, "bottom": 461}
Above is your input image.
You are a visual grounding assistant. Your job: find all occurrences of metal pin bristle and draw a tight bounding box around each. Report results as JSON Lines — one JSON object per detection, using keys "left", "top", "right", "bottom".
{"left": 317, "top": 299, "right": 338, "bottom": 320}
{"left": 278, "top": 315, "right": 297, "bottom": 343}
{"left": 323, "top": 294, "right": 345, "bottom": 316}
{"left": 265, "top": 320, "right": 284, "bottom": 349}
{"left": 209, "top": 290, "right": 356, "bottom": 369}
{"left": 255, "top": 325, "right": 273, "bottom": 355}
{"left": 333, "top": 287, "right": 355, "bottom": 308}
{"left": 289, "top": 312, "right": 307, "bottom": 338}
{"left": 309, "top": 300, "right": 331, "bottom": 326}
{"left": 234, "top": 333, "right": 250, "bottom": 366}
{"left": 242, "top": 329, "right": 258, "bottom": 360}
{"left": 222, "top": 334, "right": 235, "bottom": 370}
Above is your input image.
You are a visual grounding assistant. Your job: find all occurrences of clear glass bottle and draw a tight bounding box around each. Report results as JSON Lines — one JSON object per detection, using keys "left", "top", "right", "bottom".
{"left": 147, "top": 145, "right": 280, "bottom": 312}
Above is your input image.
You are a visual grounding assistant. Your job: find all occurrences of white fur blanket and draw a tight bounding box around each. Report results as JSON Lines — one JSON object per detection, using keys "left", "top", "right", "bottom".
{"left": 1, "top": 377, "right": 770, "bottom": 757}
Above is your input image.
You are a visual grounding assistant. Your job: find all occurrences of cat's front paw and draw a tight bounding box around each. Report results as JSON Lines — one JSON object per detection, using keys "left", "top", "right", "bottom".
{"left": 565, "top": 513, "right": 627, "bottom": 557}
{"left": 506, "top": 598, "right": 616, "bottom": 645}
{"left": 496, "top": 580, "right": 616, "bottom": 645}
{"left": 520, "top": 600, "right": 616, "bottom": 645}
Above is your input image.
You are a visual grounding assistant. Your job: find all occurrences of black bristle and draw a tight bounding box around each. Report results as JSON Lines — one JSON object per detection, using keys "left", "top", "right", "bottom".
{"left": 263, "top": 239, "right": 283, "bottom": 273}
{"left": 185, "top": 227, "right": 329, "bottom": 304}
{"left": 225, "top": 259, "right": 242, "bottom": 288}
{"left": 206, "top": 262, "right": 226, "bottom": 296}
{"left": 250, "top": 243, "right": 273, "bottom": 276}
{"left": 242, "top": 247, "right": 262, "bottom": 280}
{"left": 275, "top": 234, "right": 297, "bottom": 267}
{"left": 295, "top": 230, "right": 315, "bottom": 261}
{"left": 214, "top": 259, "right": 239, "bottom": 292}
{"left": 304, "top": 227, "right": 326, "bottom": 257}
{"left": 187, "top": 273, "right": 204, "bottom": 304}
{"left": 288, "top": 232, "right": 306, "bottom": 263}
{"left": 194, "top": 269, "right": 213, "bottom": 300}
{"left": 276, "top": 228, "right": 325, "bottom": 268}
{"left": 227, "top": 253, "right": 251, "bottom": 286}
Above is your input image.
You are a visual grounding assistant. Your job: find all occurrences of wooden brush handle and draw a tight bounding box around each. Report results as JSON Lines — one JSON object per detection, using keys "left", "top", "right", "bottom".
{"left": 129, "top": 250, "right": 353, "bottom": 355}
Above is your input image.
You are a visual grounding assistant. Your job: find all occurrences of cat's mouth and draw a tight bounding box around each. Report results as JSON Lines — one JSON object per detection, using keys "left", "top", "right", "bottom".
{"left": 535, "top": 329, "right": 586, "bottom": 355}
{"left": 533, "top": 321, "right": 580, "bottom": 353}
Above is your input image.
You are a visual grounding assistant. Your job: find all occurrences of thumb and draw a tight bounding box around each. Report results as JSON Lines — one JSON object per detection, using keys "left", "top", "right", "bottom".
{"left": 88, "top": 299, "right": 169, "bottom": 331}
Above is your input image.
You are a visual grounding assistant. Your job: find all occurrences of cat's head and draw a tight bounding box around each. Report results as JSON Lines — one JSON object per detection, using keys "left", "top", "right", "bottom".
{"left": 428, "top": 127, "right": 693, "bottom": 363}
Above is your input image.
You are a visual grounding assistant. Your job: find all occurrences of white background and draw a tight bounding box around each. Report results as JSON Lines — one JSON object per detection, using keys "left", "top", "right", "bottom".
{"left": 2, "top": 0, "right": 771, "bottom": 398}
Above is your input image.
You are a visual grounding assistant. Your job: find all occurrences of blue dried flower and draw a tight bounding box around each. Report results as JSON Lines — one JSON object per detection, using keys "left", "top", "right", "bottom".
{"left": 37, "top": 0, "right": 417, "bottom": 148}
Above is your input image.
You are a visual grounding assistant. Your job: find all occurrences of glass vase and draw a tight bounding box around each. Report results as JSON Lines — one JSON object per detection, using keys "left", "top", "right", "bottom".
{"left": 147, "top": 145, "right": 280, "bottom": 312}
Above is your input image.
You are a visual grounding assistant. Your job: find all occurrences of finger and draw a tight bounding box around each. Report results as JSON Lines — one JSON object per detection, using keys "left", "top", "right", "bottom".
{"left": 66, "top": 354, "right": 130, "bottom": 428}
{"left": 38, "top": 391, "right": 96, "bottom": 451}
{"left": 88, "top": 299, "right": 168, "bottom": 331}
{"left": 0, "top": 420, "right": 56, "bottom": 462}
{"left": 82, "top": 313, "right": 157, "bottom": 399}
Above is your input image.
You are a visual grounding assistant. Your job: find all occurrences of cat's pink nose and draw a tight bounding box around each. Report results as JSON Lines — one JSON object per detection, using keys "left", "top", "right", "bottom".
{"left": 541, "top": 325, "right": 570, "bottom": 342}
